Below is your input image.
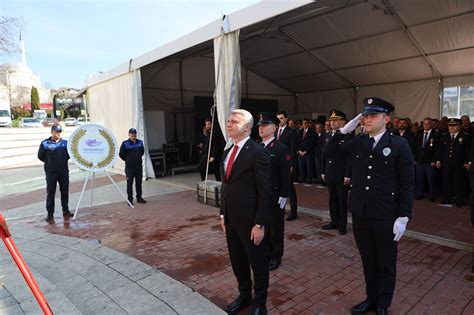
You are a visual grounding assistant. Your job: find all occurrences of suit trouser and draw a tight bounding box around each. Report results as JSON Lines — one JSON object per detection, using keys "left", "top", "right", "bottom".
{"left": 415, "top": 163, "right": 436, "bottom": 198}
{"left": 314, "top": 153, "right": 323, "bottom": 181}
{"left": 288, "top": 178, "right": 298, "bottom": 212}
{"left": 126, "top": 167, "right": 142, "bottom": 200}
{"left": 352, "top": 215, "right": 397, "bottom": 308}
{"left": 469, "top": 170, "right": 474, "bottom": 225}
{"left": 441, "top": 166, "right": 465, "bottom": 203}
{"left": 266, "top": 198, "right": 285, "bottom": 260}
{"left": 326, "top": 180, "right": 348, "bottom": 229}
{"left": 298, "top": 154, "right": 314, "bottom": 182}
{"left": 225, "top": 224, "right": 269, "bottom": 307}
{"left": 46, "top": 171, "right": 69, "bottom": 214}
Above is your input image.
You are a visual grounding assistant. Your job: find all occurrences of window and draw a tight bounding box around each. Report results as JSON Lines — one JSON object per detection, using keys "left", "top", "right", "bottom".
{"left": 442, "top": 85, "right": 474, "bottom": 119}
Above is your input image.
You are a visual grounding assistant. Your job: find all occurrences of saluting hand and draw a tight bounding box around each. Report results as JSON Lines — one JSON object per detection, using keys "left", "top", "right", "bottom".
{"left": 250, "top": 226, "right": 265, "bottom": 246}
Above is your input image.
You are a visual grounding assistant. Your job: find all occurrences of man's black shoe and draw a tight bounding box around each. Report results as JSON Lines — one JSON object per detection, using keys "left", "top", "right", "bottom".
{"left": 351, "top": 300, "right": 376, "bottom": 314}
{"left": 46, "top": 215, "right": 54, "bottom": 223}
{"left": 268, "top": 258, "right": 281, "bottom": 271}
{"left": 429, "top": 196, "right": 436, "bottom": 202}
{"left": 376, "top": 307, "right": 388, "bottom": 315}
{"left": 127, "top": 199, "right": 134, "bottom": 206}
{"left": 338, "top": 229, "right": 347, "bottom": 235}
{"left": 137, "top": 198, "right": 147, "bottom": 204}
{"left": 414, "top": 195, "right": 424, "bottom": 200}
{"left": 322, "top": 222, "right": 339, "bottom": 230}
{"left": 249, "top": 305, "right": 267, "bottom": 315}
{"left": 440, "top": 200, "right": 451, "bottom": 205}
{"left": 63, "top": 211, "right": 74, "bottom": 218}
{"left": 286, "top": 212, "right": 297, "bottom": 221}
{"left": 225, "top": 295, "right": 252, "bottom": 314}
{"left": 455, "top": 202, "right": 463, "bottom": 208}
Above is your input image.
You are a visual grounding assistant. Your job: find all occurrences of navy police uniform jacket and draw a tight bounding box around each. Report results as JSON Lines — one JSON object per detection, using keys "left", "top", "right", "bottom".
{"left": 321, "top": 131, "right": 353, "bottom": 182}
{"left": 435, "top": 132, "right": 470, "bottom": 168}
{"left": 264, "top": 139, "right": 290, "bottom": 198}
{"left": 119, "top": 139, "right": 144, "bottom": 169}
{"left": 38, "top": 138, "right": 69, "bottom": 173}
{"left": 343, "top": 131, "right": 414, "bottom": 220}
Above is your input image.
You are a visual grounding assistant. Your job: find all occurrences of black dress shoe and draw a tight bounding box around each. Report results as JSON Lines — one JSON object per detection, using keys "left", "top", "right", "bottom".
{"left": 429, "top": 196, "right": 436, "bottom": 202}
{"left": 376, "top": 307, "right": 388, "bottom": 315}
{"left": 63, "top": 211, "right": 74, "bottom": 218}
{"left": 45, "top": 215, "right": 54, "bottom": 223}
{"left": 286, "top": 212, "right": 297, "bottom": 221}
{"left": 322, "top": 222, "right": 339, "bottom": 230}
{"left": 351, "top": 300, "right": 376, "bottom": 314}
{"left": 455, "top": 202, "right": 463, "bottom": 208}
{"left": 225, "top": 295, "right": 252, "bottom": 314}
{"left": 268, "top": 258, "right": 281, "bottom": 271}
{"left": 338, "top": 229, "right": 347, "bottom": 235}
{"left": 249, "top": 305, "right": 267, "bottom": 315}
{"left": 137, "top": 198, "right": 147, "bottom": 204}
{"left": 127, "top": 199, "right": 134, "bottom": 206}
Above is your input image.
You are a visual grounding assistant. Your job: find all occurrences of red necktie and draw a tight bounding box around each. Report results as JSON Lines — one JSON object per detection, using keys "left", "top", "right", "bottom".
{"left": 225, "top": 145, "right": 239, "bottom": 180}
{"left": 277, "top": 128, "right": 282, "bottom": 140}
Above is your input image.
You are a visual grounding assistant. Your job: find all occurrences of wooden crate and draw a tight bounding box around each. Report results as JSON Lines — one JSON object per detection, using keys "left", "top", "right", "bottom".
{"left": 197, "top": 180, "right": 222, "bottom": 208}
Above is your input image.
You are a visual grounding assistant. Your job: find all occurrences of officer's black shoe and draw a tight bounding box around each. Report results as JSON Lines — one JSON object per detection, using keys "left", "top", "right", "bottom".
{"left": 414, "top": 195, "right": 424, "bottom": 200}
{"left": 286, "top": 212, "right": 298, "bottom": 221}
{"left": 322, "top": 222, "right": 339, "bottom": 230}
{"left": 45, "top": 215, "right": 54, "bottom": 223}
{"left": 268, "top": 258, "right": 281, "bottom": 271}
{"left": 225, "top": 295, "right": 252, "bottom": 314}
{"left": 338, "top": 229, "right": 347, "bottom": 235}
{"left": 376, "top": 307, "right": 388, "bottom": 315}
{"left": 127, "top": 199, "right": 134, "bottom": 206}
{"left": 429, "top": 196, "right": 436, "bottom": 202}
{"left": 249, "top": 304, "right": 267, "bottom": 315}
{"left": 350, "top": 300, "right": 376, "bottom": 314}
{"left": 137, "top": 198, "right": 147, "bottom": 204}
{"left": 440, "top": 200, "right": 451, "bottom": 205}
{"left": 455, "top": 202, "right": 463, "bottom": 208}
{"left": 63, "top": 211, "right": 74, "bottom": 218}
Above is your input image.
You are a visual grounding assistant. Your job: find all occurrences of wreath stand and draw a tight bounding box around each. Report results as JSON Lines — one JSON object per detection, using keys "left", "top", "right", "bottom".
{"left": 73, "top": 170, "right": 133, "bottom": 220}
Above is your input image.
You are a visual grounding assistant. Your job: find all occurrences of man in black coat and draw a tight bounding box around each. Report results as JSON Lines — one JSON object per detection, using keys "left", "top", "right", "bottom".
{"left": 320, "top": 110, "right": 353, "bottom": 235}
{"left": 297, "top": 118, "right": 316, "bottom": 184}
{"left": 220, "top": 109, "right": 272, "bottom": 315}
{"left": 395, "top": 118, "right": 415, "bottom": 154}
{"left": 414, "top": 117, "right": 439, "bottom": 201}
{"left": 435, "top": 118, "right": 471, "bottom": 207}
{"left": 276, "top": 110, "right": 299, "bottom": 221}
{"left": 198, "top": 121, "right": 225, "bottom": 181}
{"left": 258, "top": 112, "right": 290, "bottom": 271}
{"left": 119, "top": 128, "right": 146, "bottom": 205}
{"left": 468, "top": 140, "right": 474, "bottom": 225}
{"left": 341, "top": 97, "right": 414, "bottom": 315}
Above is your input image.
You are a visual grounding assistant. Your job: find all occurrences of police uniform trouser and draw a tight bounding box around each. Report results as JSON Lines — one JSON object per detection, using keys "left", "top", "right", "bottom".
{"left": 352, "top": 215, "right": 397, "bottom": 308}
{"left": 46, "top": 171, "right": 69, "bottom": 214}
{"left": 441, "top": 165, "right": 465, "bottom": 203}
{"left": 226, "top": 224, "right": 269, "bottom": 307}
{"left": 469, "top": 170, "right": 474, "bottom": 225}
{"left": 327, "top": 180, "right": 348, "bottom": 229}
{"left": 266, "top": 197, "right": 285, "bottom": 260}
{"left": 126, "top": 166, "right": 142, "bottom": 200}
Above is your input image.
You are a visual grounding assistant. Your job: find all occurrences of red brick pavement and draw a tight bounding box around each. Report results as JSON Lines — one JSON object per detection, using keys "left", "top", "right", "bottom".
{"left": 19, "top": 190, "right": 474, "bottom": 314}
{"left": 295, "top": 183, "right": 474, "bottom": 245}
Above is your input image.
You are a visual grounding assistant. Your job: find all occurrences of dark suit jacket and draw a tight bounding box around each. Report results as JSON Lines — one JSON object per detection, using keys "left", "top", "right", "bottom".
{"left": 414, "top": 130, "right": 439, "bottom": 164}
{"left": 395, "top": 129, "right": 415, "bottom": 154}
{"left": 264, "top": 139, "right": 290, "bottom": 198}
{"left": 298, "top": 128, "right": 316, "bottom": 154}
{"left": 343, "top": 131, "right": 414, "bottom": 220}
{"left": 435, "top": 132, "right": 471, "bottom": 168}
{"left": 321, "top": 131, "right": 353, "bottom": 182}
{"left": 276, "top": 126, "right": 297, "bottom": 167}
{"left": 220, "top": 139, "right": 272, "bottom": 229}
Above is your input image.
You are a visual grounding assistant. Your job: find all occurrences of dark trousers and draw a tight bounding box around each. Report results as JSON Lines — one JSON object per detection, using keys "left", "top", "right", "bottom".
{"left": 126, "top": 167, "right": 142, "bottom": 201}
{"left": 469, "top": 170, "right": 474, "bottom": 225}
{"left": 441, "top": 166, "right": 465, "bottom": 203}
{"left": 288, "top": 177, "right": 298, "bottom": 212}
{"left": 327, "top": 180, "right": 348, "bottom": 230}
{"left": 225, "top": 224, "right": 269, "bottom": 307}
{"left": 46, "top": 171, "right": 69, "bottom": 214}
{"left": 415, "top": 163, "right": 436, "bottom": 198}
{"left": 199, "top": 163, "right": 221, "bottom": 181}
{"left": 267, "top": 199, "right": 284, "bottom": 260}
{"left": 298, "top": 154, "right": 314, "bottom": 182}
{"left": 314, "top": 153, "right": 323, "bottom": 181}
{"left": 353, "top": 215, "right": 397, "bottom": 308}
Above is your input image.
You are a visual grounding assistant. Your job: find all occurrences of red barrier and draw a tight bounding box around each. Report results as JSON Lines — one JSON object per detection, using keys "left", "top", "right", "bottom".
{"left": 0, "top": 214, "right": 53, "bottom": 315}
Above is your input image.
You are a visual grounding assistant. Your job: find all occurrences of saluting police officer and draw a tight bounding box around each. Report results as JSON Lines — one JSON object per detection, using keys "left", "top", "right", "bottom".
{"left": 340, "top": 97, "right": 414, "bottom": 315}
{"left": 321, "top": 110, "right": 353, "bottom": 235}
{"left": 38, "top": 124, "right": 74, "bottom": 222}
{"left": 258, "top": 112, "right": 290, "bottom": 271}
{"left": 119, "top": 128, "right": 146, "bottom": 205}
{"left": 435, "top": 118, "right": 471, "bottom": 207}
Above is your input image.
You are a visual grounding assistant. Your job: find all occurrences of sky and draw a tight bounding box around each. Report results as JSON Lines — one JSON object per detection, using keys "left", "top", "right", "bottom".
{"left": 0, "top": 0, "right": 260, "bottom": 89}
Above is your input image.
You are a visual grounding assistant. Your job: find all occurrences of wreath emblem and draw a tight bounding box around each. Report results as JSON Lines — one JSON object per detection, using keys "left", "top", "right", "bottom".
{"left": 70, "top": 128, "right": 116, "bottom": 170}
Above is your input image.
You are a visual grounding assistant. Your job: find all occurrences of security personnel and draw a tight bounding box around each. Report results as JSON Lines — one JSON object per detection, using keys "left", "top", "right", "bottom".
{"left": 321, "top": 110, "right": 353, "bottom": 235}
{"left": 258, "top": 112, "right": 290, "bottom": 271}
{"left": 341, "top": 97, "right": 414, "bottom": 315}
{"left": 435, "top": 118, "right": 470, "bottom": 207}
{"left": 119, "top": 128, "right": 146, "bottom": 205}
{"left": 38, "top": 124, "right": 73, "bottom": 222}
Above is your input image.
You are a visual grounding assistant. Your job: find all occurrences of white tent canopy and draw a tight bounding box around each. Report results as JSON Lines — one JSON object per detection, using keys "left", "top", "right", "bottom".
{"left": 84, "top": 0, "right": 474, "bottom": 176}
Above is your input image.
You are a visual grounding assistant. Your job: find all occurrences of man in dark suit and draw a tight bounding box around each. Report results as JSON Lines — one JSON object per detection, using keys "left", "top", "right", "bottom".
{"left": 220, "top": 109, "right": 272, "bottom": 315}
{"left": 297, "top": 118, "right": 316, "bottom": 184}
{"left": 258, "top": 112, "right": 290, "bottom": 271}
{"left": 468, "top": 140, "right": 474, "bottom": 225}
{"left": 313, "top": 122, "right": 324, "bottom": 184}
{"left": 435, "top": 118, "right": 471, "bottom": 207}
{"left": 276, "top": 110, "right": 299, "bottom": 221}
{"left": 320, "top": 110, "right": 353, "bottom": 235}
{"left": 395, "top": 118, "right": 415, "bottom": 154}
{"left": 414, "top": 117, "right": 439, "bottom": 201}
{"left": 340, "top": 97, "right": 414, "bottom": 315}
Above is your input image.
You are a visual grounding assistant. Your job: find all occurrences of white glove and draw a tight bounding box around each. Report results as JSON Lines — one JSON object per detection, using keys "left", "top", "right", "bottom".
{"left": 340, "top": 113, "right": 363, "bottom": 134}
{"left": 393, "top": 217, "right": 409, "bottom": 241}
{"left": 278, "top": 197, "right": 287, "bottom": 209}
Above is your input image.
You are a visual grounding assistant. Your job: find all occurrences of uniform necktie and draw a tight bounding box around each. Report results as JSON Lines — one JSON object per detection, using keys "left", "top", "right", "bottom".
{"left": 277, "top": 128, "right": 282, "bottom": 140}
{"left": 260, "top": 142, "right": 265, "bottom": 148}
{"left": 369, "top": 137, "right": 375, "bottom": 150}
{"left": 225, "top": 145, "right": 239, "bottom": 180}
{"left": 422, "top": 132, "right": 428, "bottom": 149}
{"left": 451, "top": 134, "right": 455, "bottom": 141}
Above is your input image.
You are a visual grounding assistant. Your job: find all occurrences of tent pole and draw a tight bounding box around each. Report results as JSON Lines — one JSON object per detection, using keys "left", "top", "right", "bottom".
{"left": 179, "top": 60, "right": 186, "bottom": 143}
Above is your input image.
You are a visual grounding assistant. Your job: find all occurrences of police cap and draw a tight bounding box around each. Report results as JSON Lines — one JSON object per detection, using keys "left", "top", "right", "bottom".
{"left": 328, "top": 109, "right": 346, "bottom": 121}
{"left": 257, "top": 112, "right": 278, "bottom": 126}
{"left": 447, "top": 118, "right": 461, "bottom": 126}
{"left": 362, "top": 97, "right": 395, "bottom": 115}
{"left": 51, "top": 124, "right": 63, "bottom": 132}
{"left": 129, "top": 128, "right": 137, "bottom": 134}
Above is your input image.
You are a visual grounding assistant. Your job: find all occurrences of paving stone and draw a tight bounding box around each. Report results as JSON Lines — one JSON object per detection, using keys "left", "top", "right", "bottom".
{"left": 137, "top": 272, "right": 192, "bottom": 304}
{"left": 168, "top": 292, "right": 226, "bottom": 315}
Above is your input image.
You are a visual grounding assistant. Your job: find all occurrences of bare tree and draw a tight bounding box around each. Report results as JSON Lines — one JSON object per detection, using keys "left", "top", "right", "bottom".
{"left": 0, "top": 16, "right": 20, "bottom": 55}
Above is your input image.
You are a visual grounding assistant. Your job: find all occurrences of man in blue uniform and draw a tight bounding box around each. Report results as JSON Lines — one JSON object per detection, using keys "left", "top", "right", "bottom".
{"left": 340, "top": 98, "right": 414, "bottom": 315}
{"left": 119, "top": 128, "right": 146, "bottom": 205}
{"left": 38, "top": 124, "right": 73, "bottom": 222}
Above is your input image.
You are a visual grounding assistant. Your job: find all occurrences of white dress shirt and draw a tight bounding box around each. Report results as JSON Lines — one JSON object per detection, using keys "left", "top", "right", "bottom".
{"left": 223, "top": 136, "right": 250, "bottom": 171}
{"left": 262, "top": 137, "right": 274, "bottom": 148}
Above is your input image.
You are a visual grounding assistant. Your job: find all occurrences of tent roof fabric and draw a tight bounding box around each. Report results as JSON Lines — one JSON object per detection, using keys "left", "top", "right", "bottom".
{"left": 86, "top": 0, "right": 474, "bottom": 93}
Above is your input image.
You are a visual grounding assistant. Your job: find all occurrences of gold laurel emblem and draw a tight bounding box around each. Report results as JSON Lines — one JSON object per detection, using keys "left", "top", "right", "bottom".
{"left": 71, "top": 128, "right": 116, "bottom": 170}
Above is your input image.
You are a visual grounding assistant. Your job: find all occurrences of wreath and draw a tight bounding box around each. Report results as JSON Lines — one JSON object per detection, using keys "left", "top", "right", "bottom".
{"left": 70, "top": 128, "right": 116, "bottom": 170}
{"left": 70, "top": 129, "right": 93, "bottom": 168}
{"left": 96, "top": 129, "right": 116, "bottom": 169}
